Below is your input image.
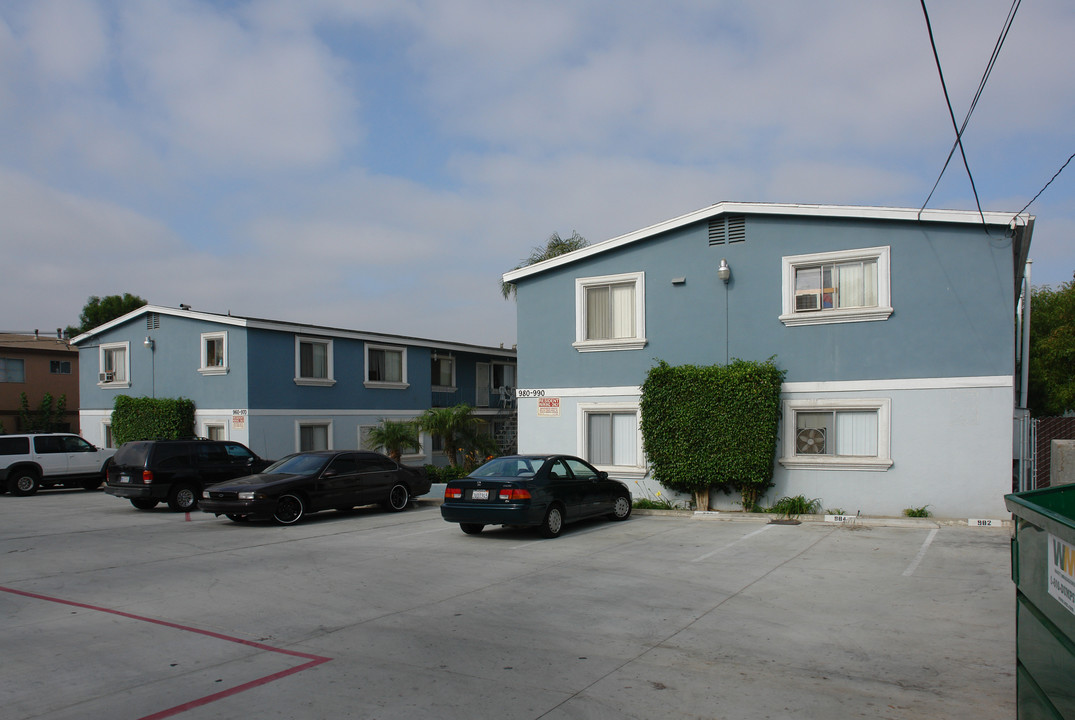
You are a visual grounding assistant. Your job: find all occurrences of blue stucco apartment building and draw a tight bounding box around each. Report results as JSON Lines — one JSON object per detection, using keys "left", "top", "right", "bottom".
{"left": 73, "top": 306, "right": 517, "bottom": 463}
{"left": 504, "top": 202, "right": 1034, "bottom": 518}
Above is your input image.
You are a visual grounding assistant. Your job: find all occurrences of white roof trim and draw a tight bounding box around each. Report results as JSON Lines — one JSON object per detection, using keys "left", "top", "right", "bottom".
{"left": 503, "top": 201, "right": 1034, "bottom": 283}
{"left": 72, "top": 305, "right": 516, "bottom": 357}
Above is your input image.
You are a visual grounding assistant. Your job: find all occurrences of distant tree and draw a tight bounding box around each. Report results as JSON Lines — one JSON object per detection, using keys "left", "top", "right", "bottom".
{"left": 418, "top": 404, "right": 494, "bottom": 467}
{"left": 500, "top": 231, "right": 588, "bottom": 300}
{"left": 1028, "top": 273, "right": 1075, "bottom": 417}
{"left": 18, "top": 392, "right": 67, "bottom": 433}
{"left": 66, "top": 293, "right": 147, "bottom": 337}
{"left": 365, "top": 420, "right": 421, "bottom": 463}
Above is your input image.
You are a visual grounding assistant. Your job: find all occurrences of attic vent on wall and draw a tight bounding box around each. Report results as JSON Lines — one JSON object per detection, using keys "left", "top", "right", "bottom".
{"left": 147, "top": 313, "right": 160, "bottom": 330}
{"left": 708, "top": 215, "right": 746, "bottom": 245}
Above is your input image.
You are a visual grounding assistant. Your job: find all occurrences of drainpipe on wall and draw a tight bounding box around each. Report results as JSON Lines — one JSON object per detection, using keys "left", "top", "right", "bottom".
{"left": 1020, "top": 260, "right": 1032, "bottom": 410}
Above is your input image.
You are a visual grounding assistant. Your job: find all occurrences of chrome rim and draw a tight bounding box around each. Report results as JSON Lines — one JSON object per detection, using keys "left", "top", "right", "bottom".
{"left": 547, "top": 508, "right": 562, "bottom": 534}
{"left": 275, "top": 495, "right": 303, "bottom": 524}
{"left": 16, "top": 476, "right": 35, "bottom": 492}
{"left": 175, "top": 488, "right": 195, "bottom": 509}
{"left": 389, "top": 485, "right": 408, "bottom": 510}
{"left": 613, "top": 496, "right": 630, "bottom": 518}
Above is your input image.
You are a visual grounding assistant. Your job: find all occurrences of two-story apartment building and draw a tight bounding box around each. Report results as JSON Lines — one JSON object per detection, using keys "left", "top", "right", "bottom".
{"left": 504, "top": 202, "right": 1034, "bottom": 518}
{"left": 0, "top": 331, "right": 79, "bottom": 432}
{"left": 73, "top": 306, "right": 517, "bottom": 462}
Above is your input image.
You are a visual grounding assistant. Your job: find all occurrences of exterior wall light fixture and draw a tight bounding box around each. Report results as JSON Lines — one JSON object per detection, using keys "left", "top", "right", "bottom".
{"left": 718, "top": 258, "right": 731, "bottom": 284}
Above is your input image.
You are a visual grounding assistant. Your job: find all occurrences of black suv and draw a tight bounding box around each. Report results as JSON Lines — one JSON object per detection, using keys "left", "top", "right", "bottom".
{"left": 105, "top": 439, "right": 271, "bottom": 511}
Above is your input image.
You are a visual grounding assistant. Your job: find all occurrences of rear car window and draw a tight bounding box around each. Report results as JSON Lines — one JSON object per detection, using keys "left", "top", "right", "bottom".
{"left": 33, "top": 436, "right": 66, "bottom": 454}
{"left": 114, "top": 442, "right": 153, "bottom": 466}
{"left": 0, "top": 436, "right": 30, "bottom": 455}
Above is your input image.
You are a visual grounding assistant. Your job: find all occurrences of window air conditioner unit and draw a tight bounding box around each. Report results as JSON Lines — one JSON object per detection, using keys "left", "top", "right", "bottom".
{"left": 99, "top": 372, "right": 114, "bottom": 382}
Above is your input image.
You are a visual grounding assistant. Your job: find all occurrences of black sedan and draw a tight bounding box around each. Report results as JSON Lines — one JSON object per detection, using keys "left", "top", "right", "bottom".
{"left": 200, "top": 450, "right": 431, "bottom": 525}
{"left": 440, "top": 454, "right": 632, "bottom": 538}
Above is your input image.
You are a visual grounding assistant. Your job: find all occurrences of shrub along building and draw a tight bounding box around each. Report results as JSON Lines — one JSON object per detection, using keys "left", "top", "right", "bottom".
{"left": 503, "top": 202, "right": 1034, "bottom": 518}
{"left": 72, "top": 306, "right": 517, "bottom": 464}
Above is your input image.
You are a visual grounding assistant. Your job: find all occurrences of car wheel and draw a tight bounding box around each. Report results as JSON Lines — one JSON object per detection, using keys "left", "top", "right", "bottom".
{"left": 383, "top": 483, "right": 410, "bottom": 512}
{"left": 225, "top": 514, "right": 249, "bottom": 523}
{"left": 460, "top": 523, "right": 485, "bottom": 535}
{"left": 167, "top": 483, "right": 198, "bottom": 512}
{"left": 607, "top": 494, "right": 633, "bottom": 521}
{"left": 538, "top": 504, "right": 564, "bottom": 538}
{"left": 273, "top": 494, "right": 305, "bottom": 525}
{"left": 130, "top": 498, "right": 158, "bottom": 510}
{"left": 9, "top": 471, "right": 40, "bottom": 497}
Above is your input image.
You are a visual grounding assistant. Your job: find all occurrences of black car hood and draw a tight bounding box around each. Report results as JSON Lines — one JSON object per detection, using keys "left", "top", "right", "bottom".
{"left": 206, "top": 473, "right": 300, "bottom": 491}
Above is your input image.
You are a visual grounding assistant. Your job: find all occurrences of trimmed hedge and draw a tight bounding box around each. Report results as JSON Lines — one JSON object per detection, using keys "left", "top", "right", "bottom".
{"left": 639, "top": 358, "right": 785, "bottom": 509}
{"left": 112, "top": 395, "right": 195, "bottom": 445}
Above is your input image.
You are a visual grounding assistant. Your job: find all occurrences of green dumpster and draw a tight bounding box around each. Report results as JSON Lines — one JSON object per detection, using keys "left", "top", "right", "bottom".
{"left": 1006, "top": 484, "right": 1075, "bottom": 719}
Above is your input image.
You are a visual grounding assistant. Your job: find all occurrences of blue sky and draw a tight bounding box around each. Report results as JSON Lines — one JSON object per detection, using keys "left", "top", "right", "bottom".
{"left": 1, "top": 0, "right": 1072, "bottom": 346}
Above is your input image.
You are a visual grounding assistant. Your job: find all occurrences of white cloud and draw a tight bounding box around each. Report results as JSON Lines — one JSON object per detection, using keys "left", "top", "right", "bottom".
{"left": 116, "top": 0, "right": 360, "bottom": 170}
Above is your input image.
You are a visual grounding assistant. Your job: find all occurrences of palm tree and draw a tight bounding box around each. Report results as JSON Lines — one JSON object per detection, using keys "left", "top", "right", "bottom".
{"left": 501, "top": 230, "right": 588, "bottom": 300}
{"left": 419, "top": 405, "right": 485, "bottom": 467}
{"left": 365, "top": 420, "right": 420, "bottom": 463}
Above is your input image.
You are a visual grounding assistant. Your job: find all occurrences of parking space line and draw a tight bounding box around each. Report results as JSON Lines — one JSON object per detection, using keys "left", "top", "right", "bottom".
{"left": 0, "top": 585, "right": 332, "bottom": 720}
{"left": 902, "top": 527, "right": 939, "bottom": 577}
{"left": 690, "top": 524, "right": 774, "bottom": 562}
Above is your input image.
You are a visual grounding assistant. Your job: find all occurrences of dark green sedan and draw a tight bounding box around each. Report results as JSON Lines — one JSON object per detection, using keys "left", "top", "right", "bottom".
{"left": 440, "top": 454, "right": 632, "bottom": 538}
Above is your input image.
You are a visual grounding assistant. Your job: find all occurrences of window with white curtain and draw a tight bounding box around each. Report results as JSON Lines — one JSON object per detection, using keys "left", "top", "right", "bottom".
{"left": 294, "top": 336, "right": 334, "bottom": 386}
{"left": 580, "top": 404, "right": 641, "bottom": 471}
{"left": 574, "top": 272, "right": 646, "bottom": 352}
{"left": 366, "top": 345, "right": 407, "bottom": 388}
{"left": 780, "top": 247, "right": 892, "bottom": 326}
{"left": 99, "top": 342, "right": 130, "bottom": 387}
{"left": 780, "top": 398, "right": 892, "bottom": 470}
{"left": 298, "top": 422, "right": 331, "bottom": 451}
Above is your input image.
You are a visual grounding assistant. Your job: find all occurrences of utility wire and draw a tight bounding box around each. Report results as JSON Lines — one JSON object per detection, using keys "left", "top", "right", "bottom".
{"left": 920, "top": 0, "right": 1021, "bottom": 220}
{"left": 1016, "top": 151, "right": 1075, "bottom": 218}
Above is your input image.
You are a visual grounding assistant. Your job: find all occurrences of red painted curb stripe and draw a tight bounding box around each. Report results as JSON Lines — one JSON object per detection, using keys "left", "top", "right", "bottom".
{"left": 0, "top": 585, "right": 332, "bottom": 718}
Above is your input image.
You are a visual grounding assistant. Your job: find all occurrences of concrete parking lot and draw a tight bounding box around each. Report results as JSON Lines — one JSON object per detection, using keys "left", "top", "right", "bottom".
{"left": 3, "top": 490, "right": 1014, "bottom": 720}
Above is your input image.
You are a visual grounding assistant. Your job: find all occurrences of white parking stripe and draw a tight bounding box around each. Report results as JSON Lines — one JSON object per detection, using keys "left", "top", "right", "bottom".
{"left": 691, "top": 524, "right": 774, "bottom": 562}
{"left": 902, "top": 527, "right": 939, "bottom": 576}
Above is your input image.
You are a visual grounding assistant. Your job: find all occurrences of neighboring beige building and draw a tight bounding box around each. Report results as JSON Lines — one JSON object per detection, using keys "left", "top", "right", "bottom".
{"left": 0, "top": 331, "right": 80, "bottom": 433}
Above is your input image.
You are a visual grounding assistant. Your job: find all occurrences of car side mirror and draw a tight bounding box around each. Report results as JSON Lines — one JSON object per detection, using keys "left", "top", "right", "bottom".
{"left": 322, "top": 469, "right": 338, "bottom": 478}
{"left": 598, "top": 471, "right": 608, "bottom": 480}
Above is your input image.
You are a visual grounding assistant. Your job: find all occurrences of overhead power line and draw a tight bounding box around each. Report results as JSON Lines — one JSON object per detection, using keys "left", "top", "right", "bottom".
{"left": 918, "top": 0, "right": 1022, "bottom": 228}
{"left": 1016, "top": 150, "right": 1075, "bottom": 218}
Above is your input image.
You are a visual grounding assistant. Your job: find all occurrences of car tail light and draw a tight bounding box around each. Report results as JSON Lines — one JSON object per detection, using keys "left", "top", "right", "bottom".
{"left": 498, "top": 488, "right": 531, "bottom": 501}
{"left": 142, "top": 470, "right": 154, "bottom": 484}
{"left": 444, "top": 487, "right": 463, "bottom": 500}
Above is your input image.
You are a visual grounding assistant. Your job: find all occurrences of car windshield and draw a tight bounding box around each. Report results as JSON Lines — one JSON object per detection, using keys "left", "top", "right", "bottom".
{"left": 471, "top": 457, "right": 538, "bottom": 478}
{"left": 263, "top": 453, "right": 331, "bottom": 476}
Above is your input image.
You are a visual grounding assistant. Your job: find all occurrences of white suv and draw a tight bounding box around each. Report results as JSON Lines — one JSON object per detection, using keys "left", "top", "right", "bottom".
{"left": 0, "top": 433, "right": 117, "bottom": 496}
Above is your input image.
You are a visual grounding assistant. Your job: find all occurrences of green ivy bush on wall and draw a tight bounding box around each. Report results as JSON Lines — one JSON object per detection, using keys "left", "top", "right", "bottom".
{"left": 111, "top": 395, "right": 196, "bottom": 445}
{"left": 639, "top": 358, "right": 785, "bottom": 511}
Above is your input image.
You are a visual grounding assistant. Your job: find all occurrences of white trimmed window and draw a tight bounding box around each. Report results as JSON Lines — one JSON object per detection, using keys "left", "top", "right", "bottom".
{"left": 199, "top": 332, "right": 228, "bottom": 375}
{"left": 574, "top": 272, "right": 647, "bottom": 352}
{"left": 98, "top": 342, "right": 130, "bottom": 387}
{"left": 578, "top": 402, "right": 644, "bottom": 476}
{"left": 365, "top": 344, "right": 408, "bottom": 389}
{"left": 780, "top": 247, "right": 892, "bottom": 326}
{"left": 779, "top": 398, "right": 892, "bottom": 470}
{"left": 205, "top": 423, "right": 226, "bottom": 441}
{"left": 295, "top": 337, "right": 334, "bottom": 386}
{"left": 297, "top": 421, "right": 332, "bottom": 451}
{"left": 431, "top": 353, "right": 455, "bottom": 391}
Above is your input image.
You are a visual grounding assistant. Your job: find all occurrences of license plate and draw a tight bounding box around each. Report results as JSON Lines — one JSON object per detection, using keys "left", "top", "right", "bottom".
{"left": 119, "top": 474, "right": 130, "bottom": 484}
{"left": 471, "top": 489, "right": 489, "bottom": 500}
